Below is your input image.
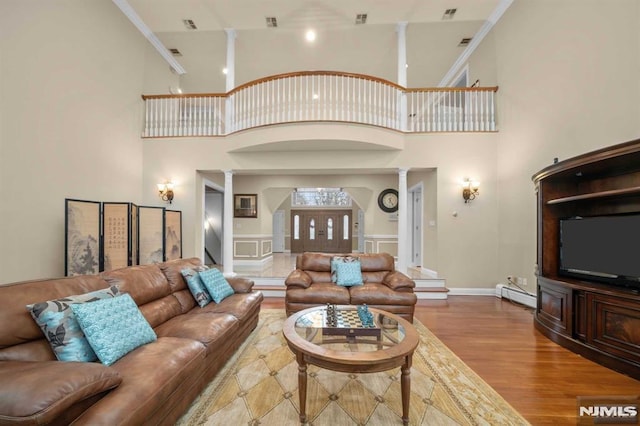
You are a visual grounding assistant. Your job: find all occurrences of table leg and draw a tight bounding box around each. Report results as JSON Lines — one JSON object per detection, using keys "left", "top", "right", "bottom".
{"left": 401, "top": 355, "right": 412, "bottom": 426}
{"left": 296, "top": 352, "right": 307, "bottom": 424}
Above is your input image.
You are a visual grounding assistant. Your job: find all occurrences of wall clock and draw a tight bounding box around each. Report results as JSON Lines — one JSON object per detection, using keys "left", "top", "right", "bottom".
{"left": 378, "top": 188, "right": 399, "bottom": 213}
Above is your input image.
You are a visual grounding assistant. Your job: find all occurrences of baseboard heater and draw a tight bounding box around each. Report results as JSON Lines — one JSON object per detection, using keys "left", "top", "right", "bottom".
{"left": 495, "top": 284, "right": 536, "bottom": 308}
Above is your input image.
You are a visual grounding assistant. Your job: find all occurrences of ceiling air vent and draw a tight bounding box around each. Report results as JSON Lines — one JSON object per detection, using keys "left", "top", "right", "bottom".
{"left": 266, "top": 17, "right": 278, "bottom": 28}
{"left": 183, "top": 19, "right": 197, "bottom": 30}
{"left": 355, "top": 13, "right": 367, "bottom": 25}
{"left": 442, "top": 8, "right": 457, "bottom": 20}
{"left": 458, "top": 37, "right": 472, "bottom": 47}
{"left": 168, "top": 48, "right": 182, "bottom": 56}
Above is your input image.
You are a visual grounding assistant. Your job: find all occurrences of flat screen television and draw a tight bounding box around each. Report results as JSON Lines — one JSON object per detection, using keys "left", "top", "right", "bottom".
{"left": 559, "top": 214, "right": 640, "bottom": 290}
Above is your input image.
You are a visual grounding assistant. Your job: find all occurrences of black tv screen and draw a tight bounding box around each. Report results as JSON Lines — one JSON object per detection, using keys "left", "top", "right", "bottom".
{"left": 559, "top": 214, "right": 640, "bottom": 289}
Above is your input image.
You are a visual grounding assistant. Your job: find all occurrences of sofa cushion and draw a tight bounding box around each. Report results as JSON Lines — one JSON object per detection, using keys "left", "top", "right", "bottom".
{"left": 286, "top": 283, "right": 351, "bottom": 305}
{"left": 0, "top": 361, "right": 121, "bottom": 425}
{"left": 335, "top": 261, "right": 364, "bottom": 287}
{"left": 26, "top": 285, "right": 120, "bottom": 362}
{"left": 181, "top": 267, "right": 212, "bottom": 307}
{"left": 0, "top": 275, "right": 113, "bottom": 353}
{"left": 154, "top": 313, "right": 239, "bottom": 354}
{"left": 349, "top": 283, "right": 418, "bottom": 306}
{"left": 158, "top": 257, "right": 204, "bottom": 293}
{"left": 101, "top": 264, "right": 171, "bottom": 306}
{"left": 358, "top": 253, "right": 395, "bottom": 272}
{"left": 71, "top": 294, "right": 157, "bottom": 366}
{"left": 71, "top": 337, "right": 206, "bottom": 426}
{"left": 199, "top": 269, "right": 234, "bottom": 304}
{"left": 194, "top": 292, "right": 264, "bottom": 323}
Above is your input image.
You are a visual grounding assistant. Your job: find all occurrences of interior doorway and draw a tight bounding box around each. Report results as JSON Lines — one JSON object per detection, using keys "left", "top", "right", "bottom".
{"left": 409, "top": 183, "right": 423, "bottom": 267}
{"left": 290, "top": 209, "right": 352, "bottom": 253}
{"left": 204, "top": 184, "right": 223, "bottom": 266}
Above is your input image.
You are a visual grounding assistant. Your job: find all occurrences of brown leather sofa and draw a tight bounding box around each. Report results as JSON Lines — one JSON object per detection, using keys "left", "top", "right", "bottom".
{"left": 0, "top": 258, "right": 263, "bottom": 425}
{"left": 285, "top": 252, "right": 416, "bottom": 322}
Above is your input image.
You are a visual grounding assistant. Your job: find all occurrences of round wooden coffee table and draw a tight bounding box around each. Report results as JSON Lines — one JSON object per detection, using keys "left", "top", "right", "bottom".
{"left": 283, "top": 305, "right": 419, "bottom": 425}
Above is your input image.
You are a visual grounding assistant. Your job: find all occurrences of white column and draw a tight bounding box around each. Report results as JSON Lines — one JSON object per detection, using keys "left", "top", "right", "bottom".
{"left": 397, "top": 168, "right": 409, "bottom": 274}
{"left": 224, "top": 29, "right": 236, "bottom": 133}
{"left": 396, "top": 22, "right": 408, "bottom": 131}
{"left": 223, "top": 170, "right": 235, "bottom": 277}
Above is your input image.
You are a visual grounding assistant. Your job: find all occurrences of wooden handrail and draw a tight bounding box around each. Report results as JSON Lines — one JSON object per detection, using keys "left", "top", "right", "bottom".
{"left": 228, "top": 70, "right": 407, "bottom": 95}
{"left": 141, "top": 71, "right": 498, "bottom": 100}
{"left": 405, "top": 86, "right": 499, "bottom": 93}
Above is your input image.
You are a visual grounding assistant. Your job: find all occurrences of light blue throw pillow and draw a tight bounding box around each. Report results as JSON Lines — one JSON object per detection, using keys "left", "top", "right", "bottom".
{"left": 26, "top": 285, "right": 120, "bottom": 362}
{"left": 331, "top": 255, "right": 359, "bottom": 283}
{"left": 198, "top": 268, "right": 234, "bottom": 304}
{"left": 336, "top": 260, "right": 363, "bottom": 287}
{"left": 71, "top": 294, "right": 157, "bottom": 366}
{"left": 181, "top": 267, "right": 212, "bottom": 307}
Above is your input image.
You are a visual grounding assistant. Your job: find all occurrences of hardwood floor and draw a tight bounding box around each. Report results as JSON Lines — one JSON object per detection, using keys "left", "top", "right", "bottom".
{"left": 262, "top": 296, "right": 640, "bottom": 425}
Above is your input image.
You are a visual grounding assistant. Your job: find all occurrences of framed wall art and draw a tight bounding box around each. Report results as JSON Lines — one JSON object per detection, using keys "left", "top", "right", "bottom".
{"left": 234, "top": 194, "right": 258, "bottom": 218}
{"left": 138, "top": 206, "right": 165, "bottom": 265}
{"left": 164, "top": 210, "right": 182, "bottom": 261}
{"left": 102, "top": 202, "right": 138, "bottom": 271}
{"left": 65, "top": 199, "right": 101, "bottom": 276}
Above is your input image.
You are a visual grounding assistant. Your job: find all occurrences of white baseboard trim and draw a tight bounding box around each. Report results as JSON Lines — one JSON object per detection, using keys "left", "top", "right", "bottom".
{"left": 447, "top": 288, "right": 496, "bottom": 296}
{"left": 495, "top": 284, "right": 536, "bottom": 308}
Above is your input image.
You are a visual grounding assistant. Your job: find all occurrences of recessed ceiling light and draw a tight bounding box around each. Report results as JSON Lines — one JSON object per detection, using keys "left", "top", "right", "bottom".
{"left": 222, "top": 67, "right": 228, "bottom": 75}
{"left": 305, "top": 29, "right": 316, "bottom": 42}
{"left": 312, "top": 93, "right": 319, "bottom": 100}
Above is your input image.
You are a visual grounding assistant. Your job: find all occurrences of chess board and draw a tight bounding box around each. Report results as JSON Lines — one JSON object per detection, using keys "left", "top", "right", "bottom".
{"left": 322, "top": 309, "right": 381, "bottom": 338}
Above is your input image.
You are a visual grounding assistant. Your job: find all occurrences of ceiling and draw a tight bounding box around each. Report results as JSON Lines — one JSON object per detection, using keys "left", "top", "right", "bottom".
{"left": 127, "top": 0, "right": 503, "bottom": 32}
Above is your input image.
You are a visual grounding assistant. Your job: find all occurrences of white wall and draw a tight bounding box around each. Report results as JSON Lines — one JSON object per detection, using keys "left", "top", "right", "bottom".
{"left": 490, "top": 0, "right": 640, "bottom": 290}
{"left": 0, "top": 0, "right": 172, "bottom": 283}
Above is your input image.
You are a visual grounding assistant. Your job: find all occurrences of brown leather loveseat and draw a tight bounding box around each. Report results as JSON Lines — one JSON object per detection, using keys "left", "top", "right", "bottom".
{"left": 0, "top": 257, "right": 263, "bottom": 425}
{"left": 285, "top": 252, "right": 416, "bottom": 322}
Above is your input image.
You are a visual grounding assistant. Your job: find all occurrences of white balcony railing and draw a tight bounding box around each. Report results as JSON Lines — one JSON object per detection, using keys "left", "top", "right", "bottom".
{"left": 141, "top": 71, "right": 498, "bottom": 138}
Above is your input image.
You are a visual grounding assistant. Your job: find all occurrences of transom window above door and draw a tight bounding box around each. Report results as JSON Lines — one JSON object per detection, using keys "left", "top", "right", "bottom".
{"left": 292, "top": 188, "right": 351, "bottom": 207}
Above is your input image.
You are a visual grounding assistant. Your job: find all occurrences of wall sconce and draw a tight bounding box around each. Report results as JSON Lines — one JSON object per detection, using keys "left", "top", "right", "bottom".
{"left": 462, "top": 178, "right": 480, "bottom": 203}
{"left": 157, "top": 182, "right": 174, "bottom": 204}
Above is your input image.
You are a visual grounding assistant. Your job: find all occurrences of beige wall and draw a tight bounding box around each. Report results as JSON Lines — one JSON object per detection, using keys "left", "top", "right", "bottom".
{"left": 142, "top": 130, "right": 500, "bottom": 288}
{"left": 149, "top": 21, "right": 491, "bottom": 93}
{"left": 3, "top": 0, "right": 640, "bottom": 292}
{"left": 0, "top": 0, "right": 172, "bottom": 283}
{"left": 489, "top": 0, "right": 640, "bottom": 290}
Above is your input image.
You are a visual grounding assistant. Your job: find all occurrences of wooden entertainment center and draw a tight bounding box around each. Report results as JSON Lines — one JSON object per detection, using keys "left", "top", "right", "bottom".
{"left": 533, "top": 139, "right": 640, "bottom": 380}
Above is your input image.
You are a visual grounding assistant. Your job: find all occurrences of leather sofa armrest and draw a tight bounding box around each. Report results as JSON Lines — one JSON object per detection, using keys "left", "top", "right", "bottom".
{"left": 0, "top": 360, "right": 121, "bottom": 424}
{"left": 227, "top": 277, "right": 255, "bottom": 294}
{"left": 285, "top": 270, "right": 312, "bottom": 289}
{"left": 382, "top": 271, "right": 416, "bottom": 291}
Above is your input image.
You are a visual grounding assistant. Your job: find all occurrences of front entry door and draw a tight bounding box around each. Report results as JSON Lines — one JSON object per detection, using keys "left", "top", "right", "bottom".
{"left": 291, "top": 209, "right": 352, "bottom": 253}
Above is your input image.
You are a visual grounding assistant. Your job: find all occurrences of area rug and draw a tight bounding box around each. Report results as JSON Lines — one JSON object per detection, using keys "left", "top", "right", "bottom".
{"left": 176, "top": 309, "right": 528, "bottom": 425}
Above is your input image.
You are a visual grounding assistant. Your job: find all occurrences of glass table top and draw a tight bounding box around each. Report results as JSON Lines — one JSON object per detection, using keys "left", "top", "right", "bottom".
{"left": 293, "top": 305, "right": 406, "bottom": 352}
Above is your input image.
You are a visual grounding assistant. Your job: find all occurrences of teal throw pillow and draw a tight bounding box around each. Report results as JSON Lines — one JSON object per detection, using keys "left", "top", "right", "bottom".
{"left": 331, "top": 255, "right": 359, "bottom": 283}
{"left": 26, "top": 285, "right": 120, "bottom": 362}
{"left": 181, "top": 267, "right": 212, "bottom": 307}
{"left": 71, "top": 294, "right": 157, "bottom": 366}
{"left": 336, "top": 260, "right": 363, "bottom": 287}
{"left": 198, "top": 268, "right": 234, "bottom": 304}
